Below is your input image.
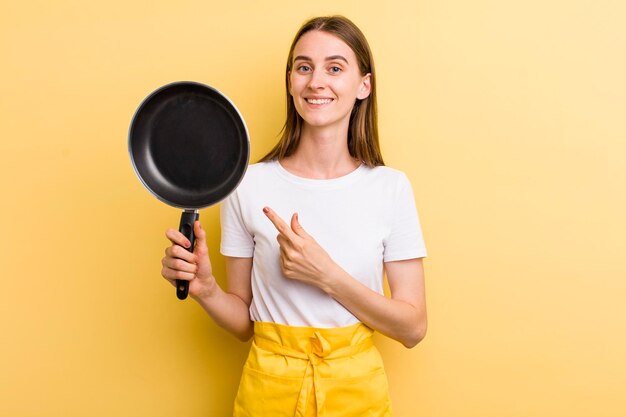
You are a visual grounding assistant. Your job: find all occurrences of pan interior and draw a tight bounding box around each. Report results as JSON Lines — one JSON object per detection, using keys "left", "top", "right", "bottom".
{"left": 130, "top": 83, "right": 248, "bottom": 208}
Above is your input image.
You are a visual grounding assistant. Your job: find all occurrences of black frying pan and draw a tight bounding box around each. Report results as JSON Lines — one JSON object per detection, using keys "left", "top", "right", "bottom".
{"left": 129, "top": 81, "right": 249, "bottom": 300}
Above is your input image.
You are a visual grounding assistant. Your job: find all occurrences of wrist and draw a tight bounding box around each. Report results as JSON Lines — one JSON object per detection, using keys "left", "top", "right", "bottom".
{"left": 319, "top": 263, "right": 348, "bottom": 296}
{"left": 191, "top": 274, "right": 219, "bottom": 302}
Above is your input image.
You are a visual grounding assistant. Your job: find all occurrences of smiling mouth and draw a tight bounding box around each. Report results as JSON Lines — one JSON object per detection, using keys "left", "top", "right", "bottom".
{"left": 306, "top": 98, "right": 333, "bottom": 105}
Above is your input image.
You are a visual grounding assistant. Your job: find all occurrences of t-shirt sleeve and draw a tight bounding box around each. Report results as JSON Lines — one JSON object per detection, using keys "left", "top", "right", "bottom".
{"left": 220, "top": 190, "right": 254, "bottom": 257}
{"left": 383, "top": 173, "right": 427, "bottom": 262}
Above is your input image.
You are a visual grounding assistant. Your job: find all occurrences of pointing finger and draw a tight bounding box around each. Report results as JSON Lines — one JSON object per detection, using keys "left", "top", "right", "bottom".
{"left": 263, "top": 207, "right": 297, "bottom": 240}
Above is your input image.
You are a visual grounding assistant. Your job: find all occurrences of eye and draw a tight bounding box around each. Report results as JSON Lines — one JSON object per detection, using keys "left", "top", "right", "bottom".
{"left": 297, "top": 65, "right": 312, "bottom": 73}
{"left": 329, "top": 66, "right": 342, "bottom": 74}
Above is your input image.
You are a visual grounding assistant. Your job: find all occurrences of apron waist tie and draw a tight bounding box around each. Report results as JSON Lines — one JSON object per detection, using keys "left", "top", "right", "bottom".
{"left": 254, "top": 330, "right": 374, "bottom": 417}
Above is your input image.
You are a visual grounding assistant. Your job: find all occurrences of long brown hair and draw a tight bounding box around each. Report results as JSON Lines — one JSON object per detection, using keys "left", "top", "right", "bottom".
{"left": 259, "top": 15, "right": 384, "bottom": 167}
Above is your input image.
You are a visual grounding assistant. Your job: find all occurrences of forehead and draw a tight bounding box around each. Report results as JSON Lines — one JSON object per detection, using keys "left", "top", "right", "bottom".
{"left": 292, "top": 30, "right": 355, "bottom": 60}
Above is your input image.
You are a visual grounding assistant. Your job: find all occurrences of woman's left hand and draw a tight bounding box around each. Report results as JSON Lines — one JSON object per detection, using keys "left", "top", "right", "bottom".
{"left": 263, "top": 206, "right": 337, "bottom": 290}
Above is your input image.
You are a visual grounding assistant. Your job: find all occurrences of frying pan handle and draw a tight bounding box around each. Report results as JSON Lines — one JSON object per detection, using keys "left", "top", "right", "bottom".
{"left": 177, "top": 210, "right": 199, "bottom": 300}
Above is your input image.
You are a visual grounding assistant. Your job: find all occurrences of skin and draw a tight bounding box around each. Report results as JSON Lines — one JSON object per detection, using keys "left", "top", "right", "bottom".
{"left": 282, "top": 30, "right": 372, "bottom": 179}
{"left": 161, "top": 30, "right": 427, "bottom": 348}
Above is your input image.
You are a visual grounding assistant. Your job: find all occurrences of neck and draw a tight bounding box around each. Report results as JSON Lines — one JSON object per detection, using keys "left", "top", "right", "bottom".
{"left": 280, "top": 125, "right": 359, "bottom": 179}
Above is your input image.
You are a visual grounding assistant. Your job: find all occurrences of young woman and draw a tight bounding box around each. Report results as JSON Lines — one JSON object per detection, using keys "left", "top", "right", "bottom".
{"left": 161, "top": 15, "right": 427, "bottom": 417}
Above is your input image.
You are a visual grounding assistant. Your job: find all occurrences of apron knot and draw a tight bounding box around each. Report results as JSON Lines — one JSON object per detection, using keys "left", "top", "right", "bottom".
{"left": 309, "top": 331, "right": 332, "bottom": 358}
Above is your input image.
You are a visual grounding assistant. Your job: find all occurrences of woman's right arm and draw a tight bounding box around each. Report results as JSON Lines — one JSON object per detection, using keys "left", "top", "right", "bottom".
{"left": 161, "top": 220, "right": 254, "bottom": 341}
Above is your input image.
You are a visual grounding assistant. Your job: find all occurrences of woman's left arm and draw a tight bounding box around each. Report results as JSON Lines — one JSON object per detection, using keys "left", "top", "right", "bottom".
{"left": 326, "top": 258, "right": 426, "bottom": 348}
{"left": 263, "top": 207, "right": 427, "bottom": 348}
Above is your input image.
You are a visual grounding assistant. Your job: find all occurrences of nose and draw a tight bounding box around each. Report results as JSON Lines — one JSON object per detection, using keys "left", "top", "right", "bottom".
{"left": 308, "top": 69, "right": 325, "bottom": 90}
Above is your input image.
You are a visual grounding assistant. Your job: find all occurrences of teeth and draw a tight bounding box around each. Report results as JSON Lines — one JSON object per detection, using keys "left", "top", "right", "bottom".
{"left": 307, "top": 98, "right": 333, "bottom": 105}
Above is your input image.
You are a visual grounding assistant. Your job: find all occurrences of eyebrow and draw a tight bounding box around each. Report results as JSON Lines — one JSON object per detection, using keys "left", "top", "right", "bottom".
{"left": 293, "top": 55, "right": 349, "bottom": 64}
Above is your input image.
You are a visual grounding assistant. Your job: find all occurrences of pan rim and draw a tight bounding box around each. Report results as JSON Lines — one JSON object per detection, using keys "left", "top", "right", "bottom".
{"left": 128, "top": 80, "right": 250, "bottom": 209}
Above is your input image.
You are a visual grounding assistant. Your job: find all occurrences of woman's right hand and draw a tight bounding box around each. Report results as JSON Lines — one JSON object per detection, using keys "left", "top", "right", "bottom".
{"left": 161, "top": 221, "right": 216, "bottom": 299}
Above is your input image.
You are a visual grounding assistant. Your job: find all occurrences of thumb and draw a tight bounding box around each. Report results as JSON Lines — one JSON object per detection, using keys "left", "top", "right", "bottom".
{"left": 192, "top": 220, "right": 213, "bottom": 279}
{"left": 290, "top": 213, "right": 309, "bottom": 238}
{"left": 193, "top": 220, "right": 208, "bottom": 255}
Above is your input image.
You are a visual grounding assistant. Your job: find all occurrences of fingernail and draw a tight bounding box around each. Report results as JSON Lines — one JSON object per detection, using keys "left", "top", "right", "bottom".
{"left": 263, "top": 207, "right": 269, "bottom": 214}
{"left": 295, "top": 213, "right": 299, "bottom": 221}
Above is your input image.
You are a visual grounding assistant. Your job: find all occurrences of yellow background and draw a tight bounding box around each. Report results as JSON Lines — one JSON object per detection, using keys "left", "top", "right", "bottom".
{"left": 1, "top": 0, "right": 625, "bottom": 416}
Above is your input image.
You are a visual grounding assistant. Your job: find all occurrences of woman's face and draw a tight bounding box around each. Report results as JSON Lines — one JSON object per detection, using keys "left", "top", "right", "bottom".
{"left": 289, "top": 30, "right": 371, "bottom": 133}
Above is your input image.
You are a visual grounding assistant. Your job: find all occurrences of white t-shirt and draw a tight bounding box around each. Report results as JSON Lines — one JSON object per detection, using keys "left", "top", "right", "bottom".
{"left": 220, "top": 160, "right": 427, "bottom": 328}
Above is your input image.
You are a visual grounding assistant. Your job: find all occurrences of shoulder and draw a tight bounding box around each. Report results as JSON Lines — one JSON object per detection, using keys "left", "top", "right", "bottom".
{"left": 245, "top": 160, "right": 275, "bottom": 176}
{"left": 368, "top": 165, "right": 406, "bottom": 177}
{"left": 227, "top": 160, "right": 283, "bottom": 205}
{"left": 361, "top": 165, "right": 412, "bottom": 187}
{"left": 237, "top": 161, "right": 277, "bottom": 186}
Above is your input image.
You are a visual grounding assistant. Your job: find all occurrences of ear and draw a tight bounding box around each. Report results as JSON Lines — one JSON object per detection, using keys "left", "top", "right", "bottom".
{"left": 357, "top": 73, "right": 372, "bottom": 100}
{"left": 288, "top": 71, "right": 293, "bottom": 96}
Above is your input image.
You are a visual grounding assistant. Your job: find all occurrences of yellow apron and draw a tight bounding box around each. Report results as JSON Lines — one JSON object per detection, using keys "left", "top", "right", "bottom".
{"left": 233, "top": 322, "right": 393, "bottom": 417}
